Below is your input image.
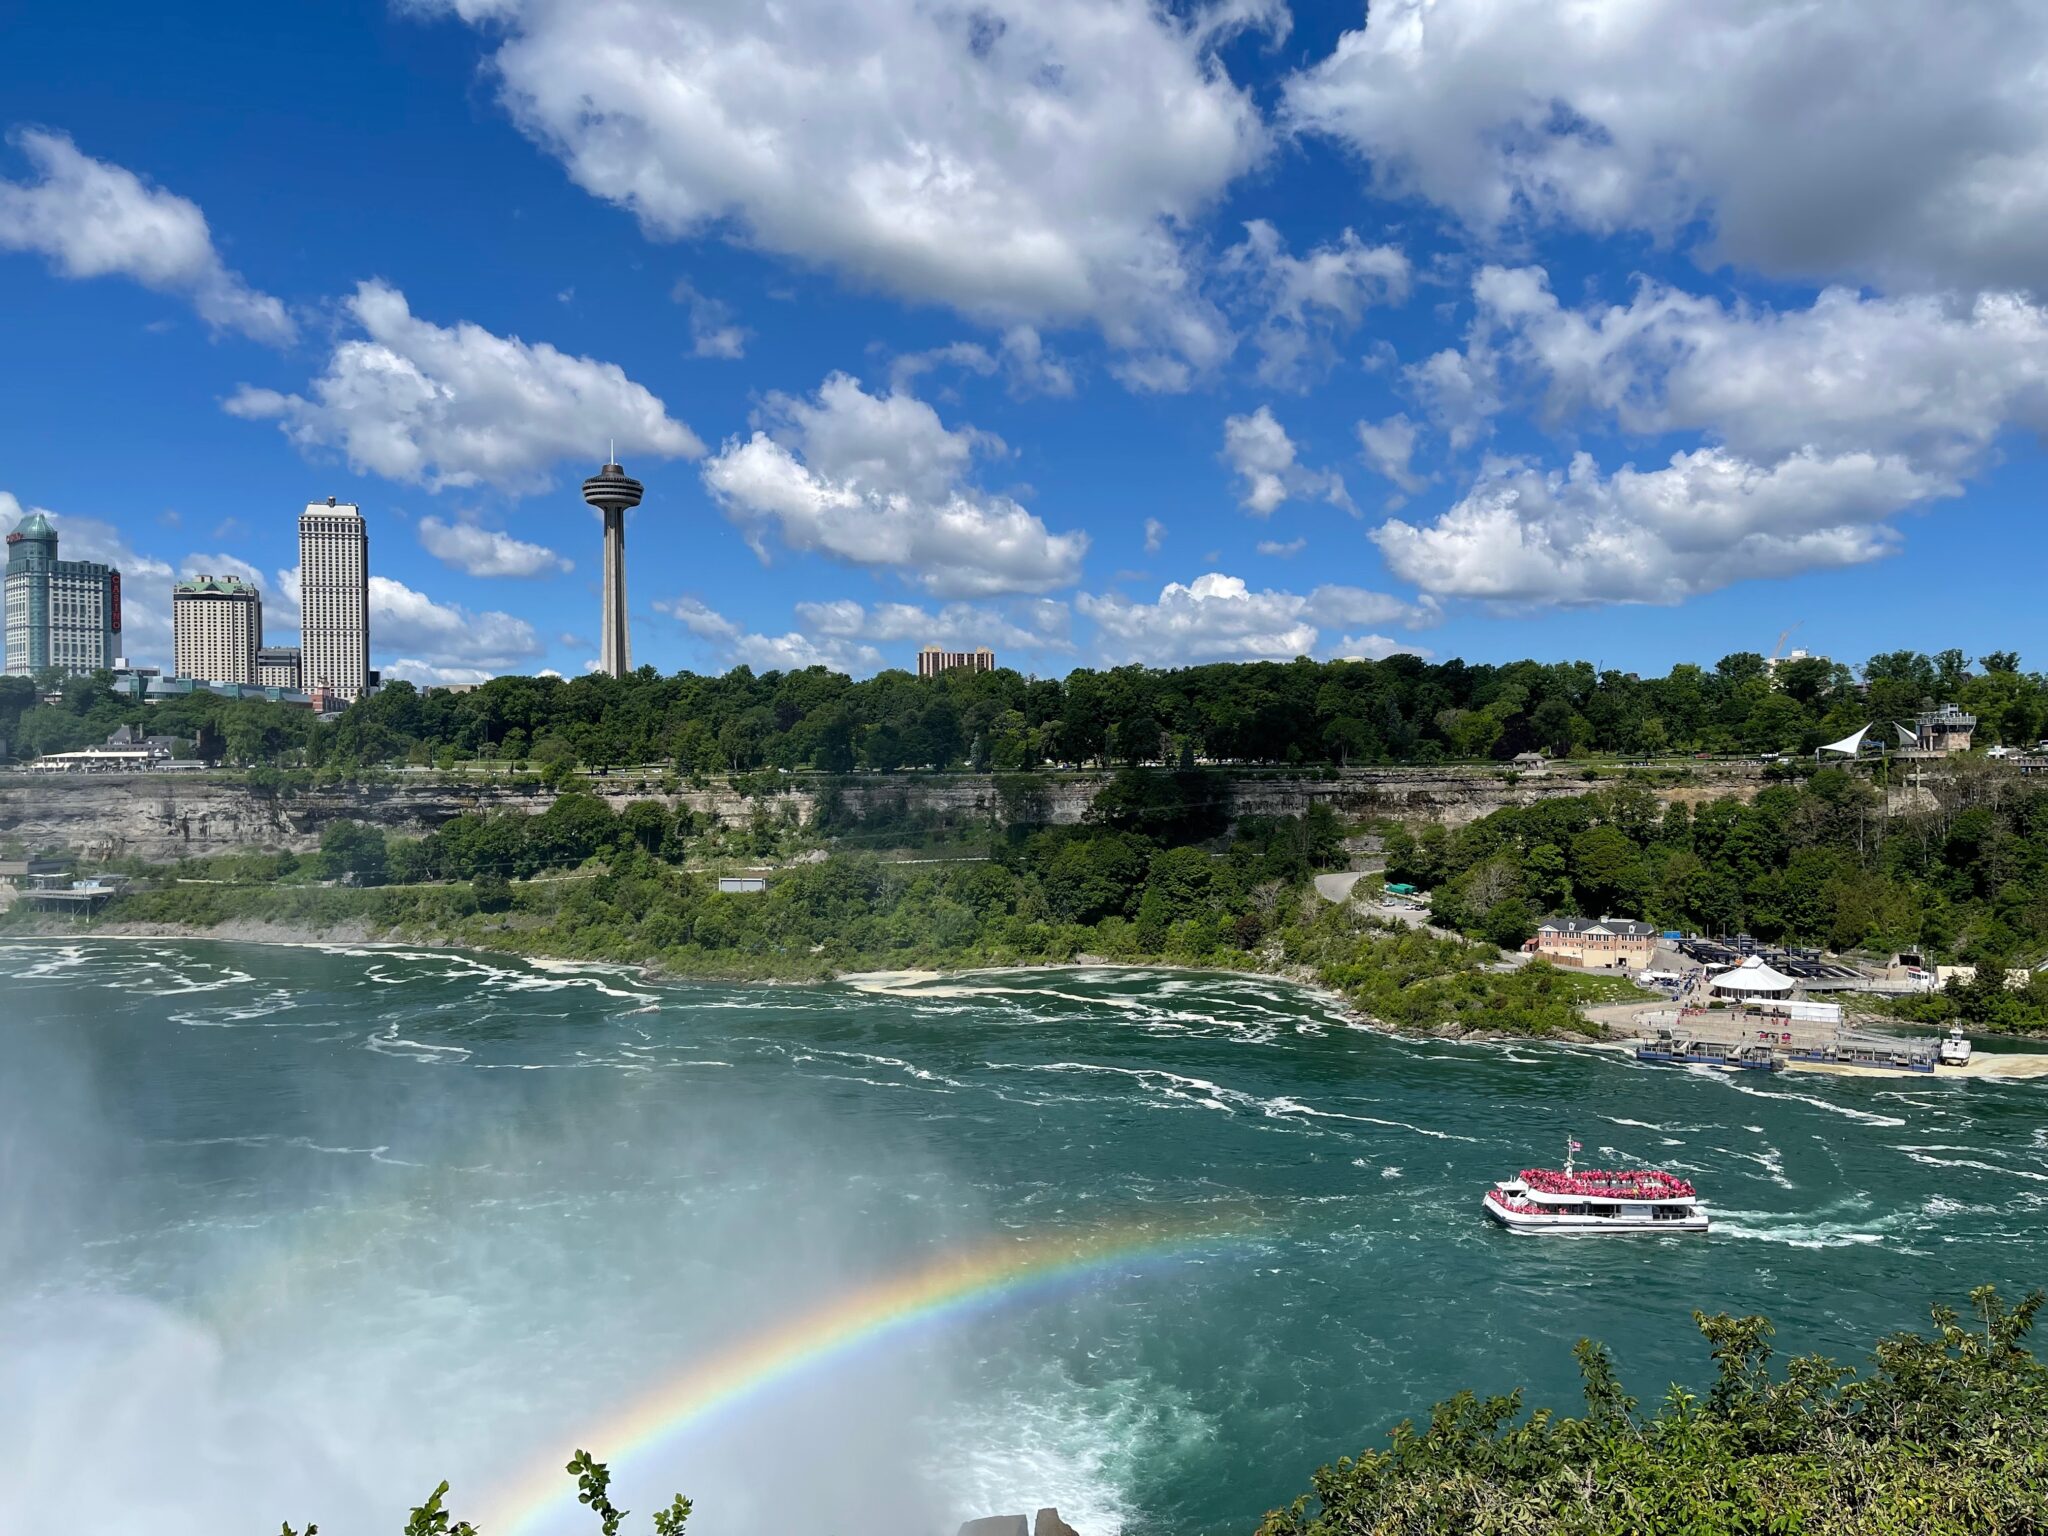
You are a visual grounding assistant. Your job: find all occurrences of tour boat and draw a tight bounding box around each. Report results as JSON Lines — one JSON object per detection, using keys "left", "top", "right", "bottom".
{"left": 1938, "top": 1025, "right": 1973, "bottom": 1067}
{"left": 1483, "top": 1140, "right": 1709, "bottom": 1235}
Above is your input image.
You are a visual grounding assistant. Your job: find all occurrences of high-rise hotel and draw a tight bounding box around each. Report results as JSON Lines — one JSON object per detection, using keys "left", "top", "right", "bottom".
{"left": 298, "top": 497, "right": 369, "bottom": 701}
{"left": 4, "top": 512, "right": 120, "bottom": 677}
{"left": 173, "top": 573, "right": 263, "bottom": 684}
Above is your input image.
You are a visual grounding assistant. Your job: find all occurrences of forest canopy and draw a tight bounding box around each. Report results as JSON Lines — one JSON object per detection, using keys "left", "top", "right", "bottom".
{"left": 3, "top": 647, "right": 2043, "bottom": 772}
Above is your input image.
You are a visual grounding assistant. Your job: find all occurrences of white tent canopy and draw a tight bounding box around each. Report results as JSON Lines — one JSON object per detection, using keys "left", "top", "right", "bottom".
{"left": 1711, "top": 956, "right": 1798, "bottom": 994}
{"left": 1818, "top": 724, "right": 1871, "bottom": 757}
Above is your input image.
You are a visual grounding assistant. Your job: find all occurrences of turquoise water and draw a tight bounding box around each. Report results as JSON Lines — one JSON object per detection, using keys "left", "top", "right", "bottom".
{"left": 2, "top": 939, "right": 2044, "bottom": 1536}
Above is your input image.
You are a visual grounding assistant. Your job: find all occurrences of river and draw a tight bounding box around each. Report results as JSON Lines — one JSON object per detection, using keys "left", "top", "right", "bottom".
{"left": 2, "top": 938, "right": 2043, "bottom": 1535}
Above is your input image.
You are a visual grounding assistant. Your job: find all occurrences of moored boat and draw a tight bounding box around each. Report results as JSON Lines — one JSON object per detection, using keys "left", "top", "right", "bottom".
{"left": 1483, "top": 1139, "right": 1708, "bottom": 1235}
{"left": 1938, "top": 1025, "right": 1973, "bottom": 1067}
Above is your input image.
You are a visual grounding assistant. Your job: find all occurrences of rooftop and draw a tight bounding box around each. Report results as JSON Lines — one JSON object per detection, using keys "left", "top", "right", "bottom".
{"left": 175, "top": 573, "right": 260, "bottom": 595}
{"left": 1539, "top": 915, "right": 1658, "bottom": 937}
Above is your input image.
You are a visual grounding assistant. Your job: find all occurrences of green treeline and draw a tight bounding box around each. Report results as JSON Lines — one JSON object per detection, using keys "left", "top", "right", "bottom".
{"left": 1260, "top": 1286, "right": 2047, "bottom": 1536}
{"left": 1392, "top": 770, "right": 2048, "bottom": 1029}
{"left": 6, "top": 644, "right": 2045, "bottom": 771}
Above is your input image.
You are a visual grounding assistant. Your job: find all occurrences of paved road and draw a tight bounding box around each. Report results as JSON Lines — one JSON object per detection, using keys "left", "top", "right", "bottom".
{"left": 1313, "top": 869, "right": 1377, "bottom": 902}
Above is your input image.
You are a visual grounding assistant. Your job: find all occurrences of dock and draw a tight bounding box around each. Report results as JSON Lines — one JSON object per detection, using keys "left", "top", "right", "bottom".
{"left": 1634, "top": 1006, "right": 1941, "bottom": 1072}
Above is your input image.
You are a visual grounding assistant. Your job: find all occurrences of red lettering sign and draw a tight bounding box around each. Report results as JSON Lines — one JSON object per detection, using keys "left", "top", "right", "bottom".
{"left": 110, "top": 571, "right": 122, "bottom": 632}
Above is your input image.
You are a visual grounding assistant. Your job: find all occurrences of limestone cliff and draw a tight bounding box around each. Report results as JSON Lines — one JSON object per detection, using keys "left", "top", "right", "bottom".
{"left": 0, "top": 764, "right": 1766, "bottom": 863}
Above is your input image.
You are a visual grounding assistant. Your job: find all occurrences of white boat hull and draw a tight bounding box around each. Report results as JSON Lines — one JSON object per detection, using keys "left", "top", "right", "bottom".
{"left": 1483, "top": 1192, "right": 1709, "bottom": 1235}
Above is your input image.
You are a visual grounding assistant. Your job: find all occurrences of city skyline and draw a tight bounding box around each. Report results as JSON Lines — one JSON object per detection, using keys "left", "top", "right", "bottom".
{"left": 6, "top": 4, "right": 2048, "bottom": 689}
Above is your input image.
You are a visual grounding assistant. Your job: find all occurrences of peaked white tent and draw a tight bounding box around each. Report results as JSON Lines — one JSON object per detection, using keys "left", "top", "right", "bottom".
{"left": 1711, "top": 956, "right": 1797, "bottom": 995}
{"left": 1818, "top": 724, "right": 1872, "bottom": 758}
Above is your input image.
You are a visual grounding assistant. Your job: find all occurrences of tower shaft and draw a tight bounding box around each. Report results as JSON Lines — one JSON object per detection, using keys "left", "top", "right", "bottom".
{"left": 600, "top": 507, "right": 630, "bottom": 677}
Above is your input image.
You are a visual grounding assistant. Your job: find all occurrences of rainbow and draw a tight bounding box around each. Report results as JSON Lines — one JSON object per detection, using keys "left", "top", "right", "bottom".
{"left": 482, "top": 1222, "right": 1242, "bottom": 1534}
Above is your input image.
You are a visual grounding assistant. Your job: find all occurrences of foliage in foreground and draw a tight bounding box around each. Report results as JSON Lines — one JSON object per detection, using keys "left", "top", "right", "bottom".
{"left": 1260, "top": 1286, "right": 2048, "bottom": 1536}
{"left": 282, "top": 1449, "right": 690, "bottom": 1536}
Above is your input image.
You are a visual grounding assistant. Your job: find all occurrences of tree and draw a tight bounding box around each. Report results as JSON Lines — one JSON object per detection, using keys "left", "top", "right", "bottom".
{"left": 1529, "top": 697, "right": 1576, "bottom": 758}
{"left": 1569, "top": 826, "right": 1645, "bottom": 916}
{"left": 317, "top": 821, "right": 388, "bottom": 885}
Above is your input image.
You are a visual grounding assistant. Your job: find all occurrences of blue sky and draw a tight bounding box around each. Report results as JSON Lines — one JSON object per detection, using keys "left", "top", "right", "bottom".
{"left": 3, "top": 0, "right": 2045, "bottom": 685}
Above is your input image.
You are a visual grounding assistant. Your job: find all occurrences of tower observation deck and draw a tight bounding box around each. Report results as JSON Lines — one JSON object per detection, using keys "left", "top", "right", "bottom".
{"left": 583, "top": 459, "right": 643, "bottom": 678}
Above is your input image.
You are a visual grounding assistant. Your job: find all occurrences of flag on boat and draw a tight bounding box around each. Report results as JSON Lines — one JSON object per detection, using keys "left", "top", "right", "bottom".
{"left": 1569, "top": 1139, "right": 1583, "bottom": 1150}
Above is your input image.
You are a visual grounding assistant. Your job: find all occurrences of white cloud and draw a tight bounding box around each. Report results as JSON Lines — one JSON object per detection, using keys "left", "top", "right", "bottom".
{"left": 0, "top": 129, "right": 293, "bottom": 343}
{"left": 367, "top": 574, "right": 543, "bottom": 667}
{"left": 1079, "top": 571, "right": 1431, "bottom": 664}
{"left": 1471, "top": 265, "right": 2048, "bottom": 478}
{"left": 1373, "top": 447, "right": 1948, "bottom": 606}
{"left": 794, "top": 596, "right": 1072, "bottom": 655}
{"left": 701, "top": 372, "right": 1088, "bottom": 596}
{"left": 226, "top": 280, "right": 701, "bottom": 492}
{"left": 1285, "top": 0, "right": 2048, "bottom": 297}
{"left": 1357, "top": 414, "right": 1424, "bottom": 495}
{"left": 890, "top": 327, "right": 1076, "bottom": 399}
{"left": 1406, "top": 346, "right": 1499, "bottom": 452}
{"left": 1256, "top": 537, "right": 1306, "bottom": 558}
{"left": 1222, "top": 218, "right": 1410, "bottom": 387}
{"left": 654, "top": 595, "right": 885, "bottom": 673}
{"left": 1143, "top": 517, "right": 1167, "bottom": 554}
{"left": 1332, "top": 633, "right": 1432, "bottom": 661}
{"left": 1222, "top": 406, "right": 1350, "bottom": 516}
{"left": 269, "top": 563, "right": 543, "bottom": 672}
{"left": 381, "top": 660, "right": 498, "bottom": 687}
{"left": 655, "top": 595, "right": 740, "bottom": 643}
{"left": 417, "top": 515, "right": 573, "bottom": 578}
{"left": 1368, "top": 266, "right": 2048, "bottom": 606}
{"left": 672, "top": 278, "right": 749, "bottom": 359}
{"left": 419, "top": 0, "right": 1283, "bottom": 386}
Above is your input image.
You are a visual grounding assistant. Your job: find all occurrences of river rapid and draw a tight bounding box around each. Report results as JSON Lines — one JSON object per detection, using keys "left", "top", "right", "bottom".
{"left": 2, "top": 938, "right": 2044, "bottom": 1536}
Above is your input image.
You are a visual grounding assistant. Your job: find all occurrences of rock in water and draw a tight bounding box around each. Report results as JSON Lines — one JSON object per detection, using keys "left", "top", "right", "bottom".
{"left": 957, "top": 1519, "right": 1029, "bottom": 1536}
{"left": 1035, "top": 1510, "right": 1079, "bottom": 1536}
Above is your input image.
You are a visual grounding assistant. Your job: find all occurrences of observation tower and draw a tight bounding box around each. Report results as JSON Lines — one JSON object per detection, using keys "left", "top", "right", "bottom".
{"left": 583, "top": 455, "right": 644, "bottom": 678}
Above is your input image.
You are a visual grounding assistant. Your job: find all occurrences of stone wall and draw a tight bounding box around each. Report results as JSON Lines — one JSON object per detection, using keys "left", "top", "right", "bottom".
{"left": 0, "top": 763, "right": 1767, "bottom": 864}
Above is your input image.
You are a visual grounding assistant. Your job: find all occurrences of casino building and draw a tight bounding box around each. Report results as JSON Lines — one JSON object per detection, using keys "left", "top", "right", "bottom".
{"left": 4, "top": 512, "right": 120, "bottom": 677}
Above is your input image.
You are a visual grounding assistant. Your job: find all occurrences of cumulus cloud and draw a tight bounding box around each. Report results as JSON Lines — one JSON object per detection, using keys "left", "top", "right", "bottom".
{"left": 0, "top": 129, "right": 293, "bottom": 343}
{"left": 1368, "top": 266, "right": 2048, "bottom": 606}
{"left": 225, "top": 281, "right": 701, "bottom": 492}
{"left": 1222, "top": 406, "right": 1350, "bottom": 516}
{"left": 653, "top": 595, "right": 885, "bottom": 674}
{"left": 1357, "top": 414, "right": 1424, "bottom": 495}
{"left": 1285, "top": 0, "right": 2048, "bottom": 297}
{"left": 795, "top": 596, "right": 1072, "bottom": 656}
{"left": 1256, "top": 537, "right": 1306, "bottom": 558}
{"left": 381, "top": 659, "right": 500, "bottom": 687}
{"left": 417, "top": 0, "right": 1281, "bottom": 385}
{"left": 1406, "top": 346, "right": 1499, "bottom": 452}
{"left": 1143, "top": 518, "right": 1167, "bottom": 554}
{"left": 701, "top": 372, "right": 1088, "bottom": 595}
{"left": 889, "top": 328, "right": 1076, "bottom": 399}
{"left": 269, "top": 563, "right": 543, "bottom": 674}
{"left": 1079, "top": 571, "right": 1432, "bottom": 664}
{"left": 1471, "top": 265, "right": 2048, "bottom": 477}
{"left": 1222, "top": 218, "right": 1410, "bottom": 387}
{"left": 672, "top": 278, "right": 749, "bottom": 359}
{"left": 417, "top": 515, "right": 573, "bottom": 578}
{"left": 1373, "top": 448, "right": 1948, "bottom": 606}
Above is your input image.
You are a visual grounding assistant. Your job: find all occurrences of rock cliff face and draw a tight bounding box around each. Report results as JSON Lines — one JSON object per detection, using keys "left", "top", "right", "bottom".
{"left": 0, "top": 764, "right": 1766, "bottom": 863}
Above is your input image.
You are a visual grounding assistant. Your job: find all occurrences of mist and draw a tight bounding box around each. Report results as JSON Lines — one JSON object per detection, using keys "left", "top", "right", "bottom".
{"left": 0, "top": 942, "right": 1120, "bottom": 1536}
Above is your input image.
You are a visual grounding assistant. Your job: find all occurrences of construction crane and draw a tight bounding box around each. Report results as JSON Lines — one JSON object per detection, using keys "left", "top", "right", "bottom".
{"left": 1769, "top": 621, "right": 1804, "bottom": 665}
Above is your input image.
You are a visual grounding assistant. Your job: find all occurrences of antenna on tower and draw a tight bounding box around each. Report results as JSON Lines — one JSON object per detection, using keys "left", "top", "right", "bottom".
{"left": 610, "top": 437, "right": 616, "bottom": 467}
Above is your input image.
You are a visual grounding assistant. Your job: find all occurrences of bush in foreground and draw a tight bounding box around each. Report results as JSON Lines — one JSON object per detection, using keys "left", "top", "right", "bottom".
{"left": 1260, "top": 1286, "right": 2048, "bottom": 1536}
